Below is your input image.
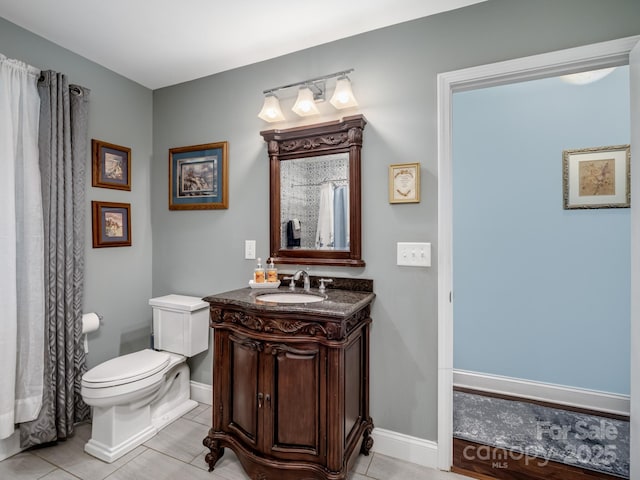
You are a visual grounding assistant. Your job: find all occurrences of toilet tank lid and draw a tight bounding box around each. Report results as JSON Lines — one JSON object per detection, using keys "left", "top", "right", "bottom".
{"left": 149, "top": 294, "right": 208, "bottom": 311}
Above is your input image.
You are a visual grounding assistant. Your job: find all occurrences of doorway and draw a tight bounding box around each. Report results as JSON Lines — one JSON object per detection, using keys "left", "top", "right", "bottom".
{"left": 436, "top": 35, "right": 640, "bottom": 477}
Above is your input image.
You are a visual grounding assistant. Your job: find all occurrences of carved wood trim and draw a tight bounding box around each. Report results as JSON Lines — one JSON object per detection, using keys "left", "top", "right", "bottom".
{"left": 229, "top": 333, "right": 264, "bottom": 352}
{"left": 215, "top": 308, "right": 368, "bottom": 341}
{"left": 265, "top": 343, "right": 318, "bottom": 356}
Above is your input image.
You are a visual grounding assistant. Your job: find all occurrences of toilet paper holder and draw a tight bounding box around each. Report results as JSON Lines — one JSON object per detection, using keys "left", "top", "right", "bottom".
{"left": 82, "top": 312, "right": 103, "bottom": 353}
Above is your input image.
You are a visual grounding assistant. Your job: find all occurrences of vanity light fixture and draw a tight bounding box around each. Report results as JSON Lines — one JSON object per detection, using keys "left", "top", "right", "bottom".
{"left": 258, "top": 93, "right": 286, "bottom": 122}
{"left": 258, "top": 69, "right": 358, "bottom": 122}
{"left": 292, "top": 86, "right": 321, "bottom": 116}
{"left": 330, "top": 76, "right": 358, "bottom": 109}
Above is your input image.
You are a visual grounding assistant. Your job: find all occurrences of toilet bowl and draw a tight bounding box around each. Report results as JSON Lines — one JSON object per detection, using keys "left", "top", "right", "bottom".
{"left": 81, "top": 295, "right": 209, "bottom": 463}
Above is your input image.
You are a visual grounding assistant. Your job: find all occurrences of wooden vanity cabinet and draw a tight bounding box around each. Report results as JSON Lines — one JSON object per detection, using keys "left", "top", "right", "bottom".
{"left": 203, "top": 301, "right": 374, "bottom": 480}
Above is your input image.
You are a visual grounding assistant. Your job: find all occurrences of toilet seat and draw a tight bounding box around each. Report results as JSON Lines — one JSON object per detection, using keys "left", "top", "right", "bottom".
{"left": 82, "top": 349, "right": 170, "bottom": 389}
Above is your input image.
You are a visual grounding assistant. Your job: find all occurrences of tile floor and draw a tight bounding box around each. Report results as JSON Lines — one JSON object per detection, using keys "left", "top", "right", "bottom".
{"left": 0, "top": 403, "right": 474, "bottom": 480}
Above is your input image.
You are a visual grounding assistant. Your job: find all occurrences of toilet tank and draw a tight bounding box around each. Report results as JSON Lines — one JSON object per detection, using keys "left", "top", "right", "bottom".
{"left": 149, "top": 294, "right": 209, "bottom": 357}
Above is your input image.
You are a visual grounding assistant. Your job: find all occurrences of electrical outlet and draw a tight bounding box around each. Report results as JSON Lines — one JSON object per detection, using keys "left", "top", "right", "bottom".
{"left": 397, "top": 242, "right": 431, "bottom": 267}
{"left": 245, "top": 240, "right": 256, "bottom": 259}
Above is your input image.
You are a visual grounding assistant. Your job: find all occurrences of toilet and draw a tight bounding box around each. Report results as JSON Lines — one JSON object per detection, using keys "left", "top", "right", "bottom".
{"left": 81, "top": 294, "right": 209, "bottom": 463}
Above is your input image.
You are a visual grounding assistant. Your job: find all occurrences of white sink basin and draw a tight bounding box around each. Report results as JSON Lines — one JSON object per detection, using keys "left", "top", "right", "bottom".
{"left": 257, "top": 292, "right": 325, "bottom": 304}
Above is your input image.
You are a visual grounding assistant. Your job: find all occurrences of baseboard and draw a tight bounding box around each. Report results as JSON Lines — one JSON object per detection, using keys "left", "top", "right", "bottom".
{"left": 371, "top": 428, "right": 438, "bottom": 469}
{"left": 190, "top": 380, "right": 213, "bottom": 405}
{"left": 454, "top": 369, "right": 630, "bottom": 416}
{"left": 189, "top": 380, "right": 440, "bottom": 469}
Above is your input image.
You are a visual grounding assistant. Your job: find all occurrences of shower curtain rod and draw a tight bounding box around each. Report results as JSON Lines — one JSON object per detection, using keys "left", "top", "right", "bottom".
{"left": 291, "top": 178, "right": 348, "bottom": 187}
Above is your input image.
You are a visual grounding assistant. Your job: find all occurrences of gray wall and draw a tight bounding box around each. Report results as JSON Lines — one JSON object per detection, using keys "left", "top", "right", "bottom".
{"left": 0, "top": 18, "right": 154, "bottom": 368}
{"left": 152, "top": 0, "right": 640, "bottom": 441}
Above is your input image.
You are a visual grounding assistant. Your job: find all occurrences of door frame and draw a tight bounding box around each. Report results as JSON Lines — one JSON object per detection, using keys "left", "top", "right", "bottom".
{"left": 436, "top": 35, "right": 640, "bottom": 472}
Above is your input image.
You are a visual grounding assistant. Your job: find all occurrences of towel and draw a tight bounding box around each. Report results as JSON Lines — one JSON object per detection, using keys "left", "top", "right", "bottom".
{"left": 292, "top": 218, "right": 301, "bottom": 239}
{"left": 315, "top": 183, "right": 334, "bottom": 248}
{"left": 286, "top": 220, "right": 300, "bottom": 247}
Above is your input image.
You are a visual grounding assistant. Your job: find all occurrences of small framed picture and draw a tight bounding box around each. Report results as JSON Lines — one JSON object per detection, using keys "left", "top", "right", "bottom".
{"left": 562, "top": 144, "right": 630, "bottom": 209}
{"left": 92, "top": 139, "right": 131, "bottom": 191}
{"left": 92, "top": 201, "right": 131, "bottom": 248}
{"left": 389, "top": 162, "right": 420, "bottom": 203}
{"left": 169, "top": 142, "right": 229, "bottom": 210}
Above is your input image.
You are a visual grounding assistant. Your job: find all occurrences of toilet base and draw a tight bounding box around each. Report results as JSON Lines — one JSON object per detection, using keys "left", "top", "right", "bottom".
{"left": 84, "top": 356, "right": 197, "bottom": 463}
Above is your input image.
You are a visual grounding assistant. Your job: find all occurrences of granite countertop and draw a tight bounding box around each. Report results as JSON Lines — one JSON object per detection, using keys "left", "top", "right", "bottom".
{"left": 203, "top": 285, "right": 375, "bottom": 319}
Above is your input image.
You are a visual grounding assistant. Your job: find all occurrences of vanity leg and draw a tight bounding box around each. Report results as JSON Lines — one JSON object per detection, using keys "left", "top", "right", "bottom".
{"left": 360, "top": 422, "right": 374, "bottom": 456}
{"left": 203, "top": 433, "right": 225, "bottom": 471}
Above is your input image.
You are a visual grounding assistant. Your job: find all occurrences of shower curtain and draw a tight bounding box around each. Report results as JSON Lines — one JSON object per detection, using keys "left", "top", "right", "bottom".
{"left": 0, "top": 55, "right": 45, "bottom": 441}
{"left": 19, "top": 70, "right": 90, "bottom": 448}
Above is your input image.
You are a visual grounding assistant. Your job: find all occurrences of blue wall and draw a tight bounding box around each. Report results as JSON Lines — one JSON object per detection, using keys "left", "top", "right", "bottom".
{"left": 453, "top": 67, "right": 630, "bottom": 394}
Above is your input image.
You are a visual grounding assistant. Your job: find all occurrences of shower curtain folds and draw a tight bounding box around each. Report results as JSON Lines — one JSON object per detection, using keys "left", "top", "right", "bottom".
{"left": 19, "top": 70, "right": 90, "bottom": 448}
{"left": 0, "top": 53, "right": 45, "bottom": 441}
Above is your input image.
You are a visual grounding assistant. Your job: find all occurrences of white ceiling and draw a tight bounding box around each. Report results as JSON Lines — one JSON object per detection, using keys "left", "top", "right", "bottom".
{"left": 0, "top": 0, "right": 486, "bottom": 90}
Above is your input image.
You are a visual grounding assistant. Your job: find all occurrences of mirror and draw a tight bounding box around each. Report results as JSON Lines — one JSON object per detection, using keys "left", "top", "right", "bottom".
{"left": 260, "top": 115, "right": 366, "bottom": 267}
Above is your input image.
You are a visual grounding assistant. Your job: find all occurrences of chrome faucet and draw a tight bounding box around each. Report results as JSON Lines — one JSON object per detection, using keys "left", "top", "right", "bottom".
{"left": 293, "top": 269, "right": 311, "bottom": 292}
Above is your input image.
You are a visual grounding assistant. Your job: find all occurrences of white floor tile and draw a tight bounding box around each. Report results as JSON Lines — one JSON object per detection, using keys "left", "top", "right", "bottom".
{"left": 143, "top": 417, "right": 209, "bottom": 463}
{"left": 191, "top": 405, "right": 213, "bottom": 426}
{"left": 31, "top": 423, "right": 146, "bottom": 480}
{"left": 352, "top": 452, "right": 373, "bottom": 474}
{"left": 0, "top": 452, "right": 57, "bottom": 480}
{"left": 41, "top": 468, "right": 83, "bottom": 480}
{"left": 366, "top": 453, "right": 451, "bottom": 480}
{"left": 104, "top": 448, "right": 233, "bottom": 480}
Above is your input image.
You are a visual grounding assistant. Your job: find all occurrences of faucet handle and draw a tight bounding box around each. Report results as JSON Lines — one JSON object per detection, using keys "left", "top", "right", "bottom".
{"left": 318, "top": 278, "right": 333, "bottom": 293}
{"left": 283, "top": 276, "right": 296, "bottom": 290}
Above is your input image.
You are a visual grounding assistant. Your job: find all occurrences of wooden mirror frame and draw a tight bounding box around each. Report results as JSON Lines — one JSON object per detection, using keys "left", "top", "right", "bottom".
{"left": 260, "top": 114, "right": 366, "bottom": 267}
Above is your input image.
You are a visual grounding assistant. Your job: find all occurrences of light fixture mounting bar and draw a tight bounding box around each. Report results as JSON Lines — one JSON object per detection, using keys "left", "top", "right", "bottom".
{"left": 262, "top": 69, "right": 354, "bottom": 95}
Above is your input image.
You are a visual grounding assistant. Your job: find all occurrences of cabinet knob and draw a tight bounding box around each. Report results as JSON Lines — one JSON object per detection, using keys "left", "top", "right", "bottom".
{"left": 257, "top": 392, "right": 263, "bottom": 408}
{"left": 265, "top": 394, "right": 271, "bottom": 408}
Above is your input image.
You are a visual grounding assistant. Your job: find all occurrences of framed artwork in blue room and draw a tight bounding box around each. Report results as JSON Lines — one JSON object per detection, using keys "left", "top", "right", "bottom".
{"left": 563, "top": 144, "right": 630, "bottom": 209}
{"left": 169, "top": 141, "right": 228, "bottom": 210}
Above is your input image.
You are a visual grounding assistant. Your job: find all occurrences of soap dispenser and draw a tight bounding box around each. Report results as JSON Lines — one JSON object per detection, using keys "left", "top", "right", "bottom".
{"left": 266, "top": 258, "right": 278, "bottom": 283}
{"left": 254, "top": 258, "right": 265, "bottom": 284}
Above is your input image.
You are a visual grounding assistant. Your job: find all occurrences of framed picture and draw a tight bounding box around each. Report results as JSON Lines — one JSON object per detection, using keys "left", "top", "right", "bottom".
{"left": 92, "top": 139, "right": 131, "bottom": 190}
{"left": 389, "top": 162, "right": 420, "bottom": 203}
{"left": 562, "top": 144, "right": 630, "bottom": 209}
{"left": 169, "top": 142, "right": 228, "bottom": 210}
{"left": 92, "top": 201, "right": 131, "bottom": 248}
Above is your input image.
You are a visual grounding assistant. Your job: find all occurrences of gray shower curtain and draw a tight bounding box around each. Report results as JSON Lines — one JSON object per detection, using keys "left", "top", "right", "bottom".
{"left": 19, "top": 71, "right": 90, "bottom": 448}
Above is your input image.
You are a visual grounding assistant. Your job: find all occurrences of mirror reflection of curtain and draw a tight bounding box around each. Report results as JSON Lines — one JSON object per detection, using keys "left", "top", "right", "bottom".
{"left": 333, "top": 185, "right": 349, "bottom": 249}
{"left": 19, "top": 70, "right": 91, "bottom": 448}
{"left": 0, "top": 54, "right": 45, "bottom": 442}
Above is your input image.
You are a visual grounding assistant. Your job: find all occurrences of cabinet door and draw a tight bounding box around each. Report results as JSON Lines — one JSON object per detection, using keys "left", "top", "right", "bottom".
{"left": 224, "top": 333, "right": 262, "bottom": 448}
{"left": 263, "top": 342, "right": 326, "bottom": 462}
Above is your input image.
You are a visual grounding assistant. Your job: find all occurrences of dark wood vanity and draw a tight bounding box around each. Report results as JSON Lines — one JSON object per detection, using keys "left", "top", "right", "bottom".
{"left": 202, "top": 280, "right": 374, "bottom": 480}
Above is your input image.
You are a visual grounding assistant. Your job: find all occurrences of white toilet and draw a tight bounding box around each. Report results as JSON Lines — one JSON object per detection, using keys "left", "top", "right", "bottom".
{"left": 81, "top": 294, "right": 209, "bottom": 463}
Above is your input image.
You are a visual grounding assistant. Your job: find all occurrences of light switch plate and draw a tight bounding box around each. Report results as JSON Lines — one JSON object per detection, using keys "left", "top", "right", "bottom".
{"left": 397, "top": 242, "right": 431, "bottom": 267}
{"left": 245, "top": 240, "right": 256, "bottom": 260}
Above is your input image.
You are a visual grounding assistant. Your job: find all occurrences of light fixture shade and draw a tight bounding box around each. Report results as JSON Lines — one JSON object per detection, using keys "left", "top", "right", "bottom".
{"left": 258, "top": 94, "right": 286, "bottom": 122}
{"left": 560, "top": 67, "right": 616, "bottom": 85}
{"left": 292, "top": 87, "right": 320, "bottom": 117}
{"left": 330, "top": 77, "right": 358, "bottom": 109}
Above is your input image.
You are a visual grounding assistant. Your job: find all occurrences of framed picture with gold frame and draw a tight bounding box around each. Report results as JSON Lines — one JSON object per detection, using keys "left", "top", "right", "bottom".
{"left": 562, "top": 144, "right": 630, "bottom": 209}
{"left": 92, "top": 139, "right": 131, "bottom": 191}
{"left": 169, "top": 141, "right": 228, "bottom": 210}
{"left": 91, "top": 201, "right": 131, "bottom": 248}
{"left": 389, "top": 162, "right": 420, "bottom": 204}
